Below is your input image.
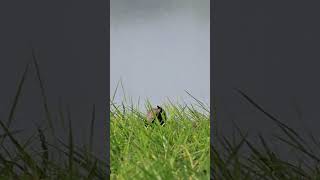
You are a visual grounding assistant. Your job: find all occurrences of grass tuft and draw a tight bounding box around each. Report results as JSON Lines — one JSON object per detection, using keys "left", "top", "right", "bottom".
{"left": 110, "top": 93, "right": 210, "bottom": 179}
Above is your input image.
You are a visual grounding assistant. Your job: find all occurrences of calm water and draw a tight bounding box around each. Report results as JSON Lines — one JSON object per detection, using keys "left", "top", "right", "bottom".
{"left": 111, "top": 0, "right": 210, "bottom": 108}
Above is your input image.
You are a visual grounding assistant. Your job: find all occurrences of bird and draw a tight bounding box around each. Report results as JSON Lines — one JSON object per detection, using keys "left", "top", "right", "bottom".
{"left": 146, "top": 105, "right": 166, "bottom": 126}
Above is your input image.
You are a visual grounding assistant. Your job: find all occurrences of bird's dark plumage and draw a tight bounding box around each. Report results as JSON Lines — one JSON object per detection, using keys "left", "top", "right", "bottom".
{"left": 146, "top": 105, "right": 166, "bottom": 126}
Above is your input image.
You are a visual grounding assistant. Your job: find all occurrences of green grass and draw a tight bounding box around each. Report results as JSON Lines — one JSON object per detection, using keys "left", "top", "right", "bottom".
{"left": 0, "top": 48, "right": 107, "bottom": 179}
{"left": 212, "top": 89, "right": 320, "bottom": 179}
{"left": 2, "top": 48, "right": 320, "bottom": 179}
{"left": 110, "top": 98, "right": 210, "bottom": 179}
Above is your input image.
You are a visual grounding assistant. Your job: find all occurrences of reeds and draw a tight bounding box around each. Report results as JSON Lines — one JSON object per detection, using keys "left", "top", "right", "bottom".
{"left": 1, "top": 49, "right": 320, "bottom": 179}
{"left": 0, "top": 49, "right": 107, "bottom": 179}
{"left": 110, "top": 84, "right": 210, "bottom": 179}
{"left": 213, "top": 89, "right": 320, "bottom": 179}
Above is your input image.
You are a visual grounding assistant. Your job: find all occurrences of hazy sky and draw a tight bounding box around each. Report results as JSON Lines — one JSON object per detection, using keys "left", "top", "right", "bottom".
{"left": 111, "top": 0, "right": 210, "bottom": 107}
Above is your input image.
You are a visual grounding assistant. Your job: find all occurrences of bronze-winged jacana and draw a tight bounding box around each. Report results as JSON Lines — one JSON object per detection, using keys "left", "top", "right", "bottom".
{"left": 146, "top": 105, "right": 166, "bottom": 126}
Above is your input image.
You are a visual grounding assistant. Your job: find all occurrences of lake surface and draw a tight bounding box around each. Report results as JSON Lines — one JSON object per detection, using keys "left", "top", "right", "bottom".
{"left": 111, "top": 0, "right": 210, "bottom": 108}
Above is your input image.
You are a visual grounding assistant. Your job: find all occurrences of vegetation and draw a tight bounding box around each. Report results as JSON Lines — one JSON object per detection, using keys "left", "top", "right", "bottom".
{"left": 110, "top": 94, "right": 210, "bottom": 179}
{"left": 0, "top": 49, "right": 107, "bottom": 179}
{"left": 2, "top": 48, "right": 320, "bottom": 179}
{"left": 213, "top": 89, "right": 320, "bottom": 179}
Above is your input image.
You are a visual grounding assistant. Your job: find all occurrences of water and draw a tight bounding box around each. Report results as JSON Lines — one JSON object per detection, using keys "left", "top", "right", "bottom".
{"left": 110, "top": 0, "right": 210, "bottom": 108}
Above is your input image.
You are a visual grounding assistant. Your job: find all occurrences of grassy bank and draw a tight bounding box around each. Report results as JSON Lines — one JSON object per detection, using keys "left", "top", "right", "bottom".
{"left": 1, "top": 49, "right": 320, "bottom": 179}
{"left": 110, "top": 100, "right": 210, "bottom": 179}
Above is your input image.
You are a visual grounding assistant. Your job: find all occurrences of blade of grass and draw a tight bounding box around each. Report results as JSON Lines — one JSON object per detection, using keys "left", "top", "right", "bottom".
{"left": 32, "top": 48, "right": 54, "bottom": 137}
{"left": 86, "top": 159, "right": 97, "bottom": 179}
{"left": 89, "top": 104, "right": 95, "bottom": 154}
{"left": 6, "top": 62, "right": 30, "bottom": 128}
{"left": 66, "top": 105, "right": 74, "bottom": 179}
{"left": 235, "top": 89, "right": 308, "bottom": 148}
{"left": 111, "top": 79, "right": 120, "bottom": 102}
{"left": 37, "top": 127, "right": 48, "bottom": 176}
{"left": 0, "top": 119, "right": 43, "bottom": 176}
{"left": 184, "top": 90, "right": 209, "bottom": 113}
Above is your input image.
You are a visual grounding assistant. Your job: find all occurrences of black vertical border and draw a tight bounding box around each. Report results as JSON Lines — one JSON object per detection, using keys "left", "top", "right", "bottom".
{"left": 0, "top": 0, "right": 110, "bottom": 178}
{"left": 106, "top": 0, "right": 110, "bottom": 178}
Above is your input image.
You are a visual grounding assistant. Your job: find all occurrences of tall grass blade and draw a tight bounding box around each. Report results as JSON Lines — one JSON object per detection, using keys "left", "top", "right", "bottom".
{"left": 235, "top": 89, "right": 307, "bottom": 147}
{"left": 184, "top": 90, "right": 209, "bottom": 113}
{"left": 66, "top": 105, "right": 74, "bottom": 179}
{"left": 37, "top": 127, "right": 48, "bottom": 176}
{"left": 111, "top": 79, "right": 120, "bottom": 102}
{"left": 89, "top": 104, "right": 95, "bottom": 154}
{"left": 6, "top": 62, "right": 30, "bottom": 128}
{"left": 0, "top": 119, "right": 43, "bottom": 175}
{"left": 31, "top": 48, "right": 55, "bottom": 137}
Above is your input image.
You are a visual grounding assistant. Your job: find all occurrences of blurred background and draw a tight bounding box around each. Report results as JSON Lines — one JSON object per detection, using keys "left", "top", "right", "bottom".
{"left": 0, "top": 0, "right": 107, "bottom": 159}
{"left": 111, "top": 0, "right": 210, "bottom": 108}
{"left": 213, "top": 0, "right": 320, "bottom": 160}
